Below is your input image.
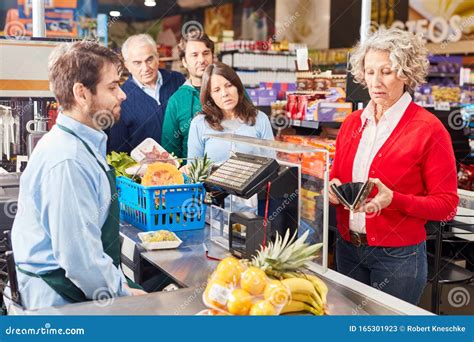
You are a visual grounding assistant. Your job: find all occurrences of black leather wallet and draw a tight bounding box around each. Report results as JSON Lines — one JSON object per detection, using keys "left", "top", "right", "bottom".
{"left": 330, "top": 181, "right": 374, "bottom": 211}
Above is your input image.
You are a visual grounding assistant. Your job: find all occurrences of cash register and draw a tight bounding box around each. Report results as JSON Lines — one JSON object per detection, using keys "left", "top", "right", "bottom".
{"left": 205, "top": 153, "right": 299, "bottom": 258}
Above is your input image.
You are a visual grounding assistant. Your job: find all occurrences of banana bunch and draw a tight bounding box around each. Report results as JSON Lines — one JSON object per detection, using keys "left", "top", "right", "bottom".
{"left": 279, "top": 273, "right": 328, "bottom": 315}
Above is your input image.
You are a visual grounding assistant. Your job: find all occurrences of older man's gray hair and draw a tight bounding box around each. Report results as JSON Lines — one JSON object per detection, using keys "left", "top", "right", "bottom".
{"left": 121, "top": 34, "right": 158, "bottom": 60}
{"left": 349, "top": 28, "right": 429, "bottom": 93}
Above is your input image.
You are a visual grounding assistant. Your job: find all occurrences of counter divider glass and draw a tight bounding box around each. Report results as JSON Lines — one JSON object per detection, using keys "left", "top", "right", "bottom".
{"left": 205, "top": 133, "right": 331, "bottom": 272}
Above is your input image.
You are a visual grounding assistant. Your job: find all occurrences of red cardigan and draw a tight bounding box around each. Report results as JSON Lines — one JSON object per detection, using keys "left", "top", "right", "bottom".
{"left": 330, "top": 102, "right": 459, "bottom": 247}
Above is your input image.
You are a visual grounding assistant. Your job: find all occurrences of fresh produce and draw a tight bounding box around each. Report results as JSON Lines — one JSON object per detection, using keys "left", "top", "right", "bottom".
{"left": 251, "top": 230, "right": 322, "bottom": 274}
{"left": 202, "top": 256, "right": 290, "bottom": 316}
{"left": 213, "top": 256, "right": 244, "bottom": 285}
{"left": 106, "top": 151, "right": 139, "bottom": 179}
{"left": 142, "top": 162, "right": 184, "bottom": 186}
{"left": 202, "top": 231, "right": 328, "bottom": 316}
{"left": 280, "top": 300, "right": 321, "bottom": 315}
{"left": 187, "top": 153, "right": 213, "bottom": 183}
{"left": 263, "top": 280, "right": 290, "bottom": 306}
{"left": 250, "top": 230, "right": 327, "bottom": 315}
{"left": 227, "top": 289, "right": 253, "bottom": 315}
{"left": 140, "top": 230, "right": 177, "bottom": 243}
{"left": 249, "top": 300, "right": 276, "bottom": 315}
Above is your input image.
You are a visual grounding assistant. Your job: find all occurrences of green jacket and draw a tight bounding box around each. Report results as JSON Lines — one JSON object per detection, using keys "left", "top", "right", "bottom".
{"left": 161, "top": 81, "right": 201, "bottom": 158}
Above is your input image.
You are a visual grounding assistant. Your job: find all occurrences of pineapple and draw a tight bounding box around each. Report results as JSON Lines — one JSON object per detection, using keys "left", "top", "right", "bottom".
{"left": 251, "top": 229, "right": 322, "bottom": 277}
{"left": 188, "top": 153, "right": 213, "bottom": 183}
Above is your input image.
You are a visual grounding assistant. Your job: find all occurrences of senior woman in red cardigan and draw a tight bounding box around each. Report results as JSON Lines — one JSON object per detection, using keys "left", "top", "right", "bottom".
{"left": 329, "top": 28, "right": 459, "bottom": 305}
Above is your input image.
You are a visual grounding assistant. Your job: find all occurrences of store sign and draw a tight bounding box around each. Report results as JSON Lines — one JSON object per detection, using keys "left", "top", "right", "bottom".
{"left": 16, "top": 0, "right": 79, "bottom": 37}
{"left": 391, "top": 15, "right": 463, "bottom": 43}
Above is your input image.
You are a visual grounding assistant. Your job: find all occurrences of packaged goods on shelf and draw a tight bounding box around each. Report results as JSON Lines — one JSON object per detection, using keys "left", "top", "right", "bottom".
{"left": 224, "top": 52, "right": 296, "bottom": 70}
{"left": 237, "top": 70, "right": 296, "bottom": 87}
{"left": 260, "top": 82, "right": 297, "bottom": 100}
{"left": 317, "top": 102, "right": 352, "bottom": 122}
{"left": 248, "top": 90, "right": 277, "bottom": 107}
{"left": 296, "top": 71, "right": 347, "bottom": 92}
{"left": 309, "top": 48, "right": 351, "bottom": 66}
{"left": 284, "top": 90, "right": 350, "bottom": 122}
{"left": 218, "top": 40, "right": 306, "bottom": 53}
{"left": 301, "top": 188, "right": 319, "bottom": 222}
{"left": 460, "top": 67, "right": 474, "bottom": 85}
{"left": 246, "top": 83, "right": 296, "bottom": 106}
{"left": 432, "top": 86, "right": 461, "bottom": 103}
{"left": 277, "top": 135, "right": 335, "bottom": 179}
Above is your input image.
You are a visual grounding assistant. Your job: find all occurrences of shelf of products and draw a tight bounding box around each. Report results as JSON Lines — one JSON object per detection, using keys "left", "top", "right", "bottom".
{"left": 236, "top": 70, "right": 296, "bottom": 87}
{"left": 289, "top": 119, "right": 342, "bottom": 129}
{"left": 218, "top": 40, "right": 306, "bottom": 54}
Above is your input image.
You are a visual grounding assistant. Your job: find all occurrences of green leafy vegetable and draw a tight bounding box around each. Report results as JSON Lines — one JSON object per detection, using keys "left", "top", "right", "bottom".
{"left": 106, "top": 151, "right": 138, "bottom": 179}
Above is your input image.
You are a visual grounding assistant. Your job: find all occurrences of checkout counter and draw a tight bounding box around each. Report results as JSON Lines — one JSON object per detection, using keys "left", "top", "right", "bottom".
{"left": 19, "top": 223, "right": 430, "bottom": 315}
{"left": 8, "top": 135, "right": 432, "bottom": 316}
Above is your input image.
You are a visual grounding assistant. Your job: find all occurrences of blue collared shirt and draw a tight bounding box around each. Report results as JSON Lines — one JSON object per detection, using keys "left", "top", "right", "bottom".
{"left": 11, "top": 113, "right": 129, "bottom": 310}
{"left": 132, "top": 70, "right": 163, "bottom": 105}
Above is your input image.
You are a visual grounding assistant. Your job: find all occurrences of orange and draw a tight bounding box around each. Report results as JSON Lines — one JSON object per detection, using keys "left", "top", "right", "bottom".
{"left": 249, "top": 300, "right": 276, "bottom": 315}
{"left": 227, "top": 289, "right": 253, "bottom": 315}
{"left": 203, "top": 279, "right": 231, "bottom": 310}
{"left": 264, "top": 280, "right": 290, "bottom": 306}
{"left": 213, "top": 257, "right": 244, "bottom": 285}
{"left": 240, "top": 267, "right": 267, "bottom": 295}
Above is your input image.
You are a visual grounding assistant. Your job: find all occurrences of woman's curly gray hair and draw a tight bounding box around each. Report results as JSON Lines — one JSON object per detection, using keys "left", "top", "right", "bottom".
{"left": 349, "top": 28, "right": 429, "bottom": 93}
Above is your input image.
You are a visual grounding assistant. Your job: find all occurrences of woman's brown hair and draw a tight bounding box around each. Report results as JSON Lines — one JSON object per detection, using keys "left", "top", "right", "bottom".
{"left": 200, "top": 62, "right": 257, "bottom": 131}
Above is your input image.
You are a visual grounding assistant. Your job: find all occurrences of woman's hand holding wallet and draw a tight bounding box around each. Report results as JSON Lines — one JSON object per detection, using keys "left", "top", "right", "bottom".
{"left": 357, "top": 178, "right": 393, "bottom": 214}
{"left": 329, "top": 177, "right": 393, "bottom": 215}
{"left": 328, "top": 178, "right": 342, "bottom": 205}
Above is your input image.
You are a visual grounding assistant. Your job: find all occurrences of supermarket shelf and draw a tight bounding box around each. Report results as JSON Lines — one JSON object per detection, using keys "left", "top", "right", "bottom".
{"left": 427, "top": 72, "right": 459, "bottom": 77}
{"left": 220, "top": 49, "right": 296, "bottom": 56}
{"left": 160, "top": 57, "right": 178, "bottom": 62}
{"left": 286, "top": 90, "right": 331, "bottom": 95}
{"left": 290, "top": 119, "right": 342, "bottom": 129}
{"left": 234, "top": 66, "right": 295, "bottom": 72}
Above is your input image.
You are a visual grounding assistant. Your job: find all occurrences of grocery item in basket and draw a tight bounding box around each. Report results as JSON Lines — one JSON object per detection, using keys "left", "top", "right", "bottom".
{"left": 106, "top": 151, "right": 139, "bottom": 179}
{"left": 142, "top": 162, "right": 184, "bottom": 186}
{"left": 131, "top": 137, "right": 180, "bottom": 167}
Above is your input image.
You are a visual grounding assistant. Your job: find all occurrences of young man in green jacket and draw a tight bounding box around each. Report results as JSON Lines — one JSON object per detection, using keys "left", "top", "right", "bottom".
{"left": 161, "top": 32, "right": 215, "bottom": 159}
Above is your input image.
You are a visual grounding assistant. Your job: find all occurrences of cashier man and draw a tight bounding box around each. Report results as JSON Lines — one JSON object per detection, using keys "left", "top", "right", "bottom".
{"left": 9, "top": 41, "right": 146, "bottom": 311}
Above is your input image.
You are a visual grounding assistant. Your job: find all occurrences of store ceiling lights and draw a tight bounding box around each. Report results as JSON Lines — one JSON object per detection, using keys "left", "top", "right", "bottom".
{"left": 109, "top": 11, "right": 121, "bottom": 17}
{"left": 144, "top": 0, "right": 157, "bottom": 7}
